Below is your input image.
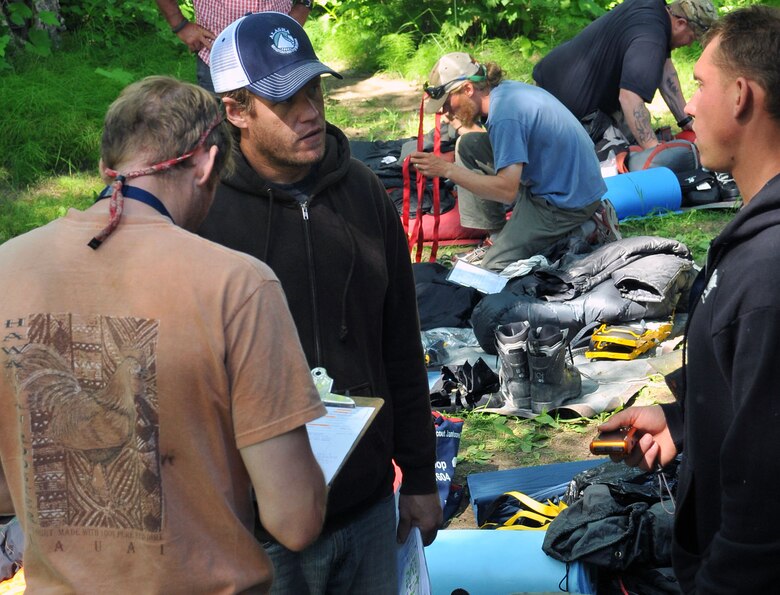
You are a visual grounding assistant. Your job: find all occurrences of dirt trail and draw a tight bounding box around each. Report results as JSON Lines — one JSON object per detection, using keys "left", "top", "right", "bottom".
{"left": 326, "top": 73, "right": 422, "bottom": 116}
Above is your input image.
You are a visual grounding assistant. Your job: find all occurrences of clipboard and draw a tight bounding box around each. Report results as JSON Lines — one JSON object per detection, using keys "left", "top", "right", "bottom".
{"left": 306, "top": 396, "right": 384, "bottom": 485}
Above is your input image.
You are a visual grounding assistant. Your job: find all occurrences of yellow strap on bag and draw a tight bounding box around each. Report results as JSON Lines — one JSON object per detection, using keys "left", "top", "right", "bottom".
{"left": 498, "top": 508, "right": 555, "bottom": 531}
{"left": 479, "top": 491, "right": 568, "bottom": 531}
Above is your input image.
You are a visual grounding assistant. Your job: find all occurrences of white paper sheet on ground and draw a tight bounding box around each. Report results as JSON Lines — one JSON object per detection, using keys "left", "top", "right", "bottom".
{"left": 397, "top": 527, "right": 431, "bottom": 595}
{"left": 446, "top": 260, "right": 508, "bottom": 294}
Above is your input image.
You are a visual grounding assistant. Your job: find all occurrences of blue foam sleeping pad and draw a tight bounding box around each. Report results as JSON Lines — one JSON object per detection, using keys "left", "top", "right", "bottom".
{"left": 603, "top": 167, "right": 682, "bottom": 220}
{"left": 425, "top": 530, "right": 596, "bottom": 594}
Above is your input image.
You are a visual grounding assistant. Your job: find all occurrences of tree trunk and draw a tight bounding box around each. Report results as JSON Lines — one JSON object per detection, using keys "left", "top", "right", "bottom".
{"left": 1, "top": 0, "right": 64, "bottom": 49}
{"left": 33, "top": 0, "right": 64, "bottom": 45}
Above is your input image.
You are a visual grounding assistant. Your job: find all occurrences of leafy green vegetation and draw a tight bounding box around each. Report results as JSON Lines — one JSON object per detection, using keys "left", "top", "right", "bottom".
{"left": 309, "top": 0, "right": 610, "bottom": 74}
{"left": 0, "top": 30, "right": 193, "bottom": 189}
{"left": 459, "top": 411, "right": 551, "bottom": 464}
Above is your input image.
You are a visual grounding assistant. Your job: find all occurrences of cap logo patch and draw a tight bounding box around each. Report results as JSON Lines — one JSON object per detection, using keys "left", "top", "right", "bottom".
{"left": 270, "top": 28, "right": 298, "bottom": 54}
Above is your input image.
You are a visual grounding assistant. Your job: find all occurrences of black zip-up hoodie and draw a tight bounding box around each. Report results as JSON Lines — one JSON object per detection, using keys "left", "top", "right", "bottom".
{"left": 661, "top": 174, "right": 780, "bottom": 592}
{"left": 200, "top": 124, "right": 437, "bottom": 527}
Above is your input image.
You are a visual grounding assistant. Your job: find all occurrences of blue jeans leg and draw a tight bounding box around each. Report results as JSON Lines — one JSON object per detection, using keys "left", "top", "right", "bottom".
{"left": 266, "top": 494, "right": 398, "bottom": 595}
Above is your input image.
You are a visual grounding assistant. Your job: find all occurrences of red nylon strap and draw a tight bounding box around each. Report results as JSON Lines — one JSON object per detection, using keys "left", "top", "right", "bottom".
{"left": 429, "top": 111, "right": 442, "bottom": 262}
{"left": 89, "top": 115, "right": 223, "bottom": 249}
{"left": 616, "top": 145, "right": 642, "bottom": 174}
{"left": 402, "top": 155, "right": 412, "bottom": 234}
{"left": 410, "top": 95, "right": 427, "bottom": 262}
{"left": 641, "top": 140, "right": 693, "bottom": 170}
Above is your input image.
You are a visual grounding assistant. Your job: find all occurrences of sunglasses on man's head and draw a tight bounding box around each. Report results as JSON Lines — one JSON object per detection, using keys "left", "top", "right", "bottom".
{"left": 424, "top": 75, "right": 486, "bottom": 100}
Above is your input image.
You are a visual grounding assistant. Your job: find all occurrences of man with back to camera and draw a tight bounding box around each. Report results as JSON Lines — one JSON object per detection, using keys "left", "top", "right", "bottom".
{"left": 155, "top": 0, "right": 313, "bottom": 91}
{"left": 0, "top": 75, "right": 327, "bottom": 592}
{"left": 199, "top": 11, "right": 441, "bottom": 594}
{"left": 533, "top": 0, "right": 717, "bottom": 149}
{"left": 409, "top": 52, "right": 610, "bottom": 273}
{"left": 600, "top": 6, "right": 780, "bottom": 592}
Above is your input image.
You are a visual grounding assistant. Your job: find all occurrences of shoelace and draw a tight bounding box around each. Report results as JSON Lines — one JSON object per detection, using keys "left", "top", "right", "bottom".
{"left": 656, "top": 464, "right": 676, "bottom": 515}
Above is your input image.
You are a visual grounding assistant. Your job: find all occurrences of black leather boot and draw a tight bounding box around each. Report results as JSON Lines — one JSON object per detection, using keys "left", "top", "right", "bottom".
{"left": 528, "top": 325, "right": 581, "bottom": 414}
{"left": 495, "top": 321, "right": 531, "bottom": 409}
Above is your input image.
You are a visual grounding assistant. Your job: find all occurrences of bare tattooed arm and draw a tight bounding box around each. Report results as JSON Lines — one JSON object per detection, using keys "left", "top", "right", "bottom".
{"left": 659, "top": 58, "right": 691, "bottom": 127}
{"left": 619, "top": 88, "right": 659, "bottom": 149}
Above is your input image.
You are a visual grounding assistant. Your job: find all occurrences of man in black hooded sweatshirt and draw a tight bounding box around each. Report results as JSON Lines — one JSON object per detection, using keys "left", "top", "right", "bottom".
{"left": 199, "top": 11, "right": 441, "bottom": 595}
{"left": 601, "top": 6, "right": 780, "bottom": 592}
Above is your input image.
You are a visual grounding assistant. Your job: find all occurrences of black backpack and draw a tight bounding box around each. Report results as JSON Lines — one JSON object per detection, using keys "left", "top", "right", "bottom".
{"left": 676, "top": 168, "right": 721, "bottom": 207}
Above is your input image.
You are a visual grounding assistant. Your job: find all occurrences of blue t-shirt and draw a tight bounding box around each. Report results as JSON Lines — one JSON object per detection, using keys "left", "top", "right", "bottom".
{"left": 486, "top": 81, "right": 606, "bottom": 210}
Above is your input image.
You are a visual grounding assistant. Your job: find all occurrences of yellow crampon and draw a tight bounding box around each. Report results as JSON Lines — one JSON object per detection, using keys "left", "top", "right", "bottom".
{"left": 585, "top": 320, "right": 673, "bottom": 360}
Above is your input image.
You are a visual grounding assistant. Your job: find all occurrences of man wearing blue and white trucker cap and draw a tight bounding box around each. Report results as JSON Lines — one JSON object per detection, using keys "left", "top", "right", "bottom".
{"left": 209, "top": 10, "right": 341, "bottom": 100}
{"left": 200, "top": 12, "right": 441, "bottom": 595}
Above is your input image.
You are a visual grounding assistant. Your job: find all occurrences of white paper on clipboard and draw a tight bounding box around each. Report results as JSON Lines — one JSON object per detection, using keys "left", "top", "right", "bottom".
{"left": 305, "top": 398, "right": 382, "bottom": 485}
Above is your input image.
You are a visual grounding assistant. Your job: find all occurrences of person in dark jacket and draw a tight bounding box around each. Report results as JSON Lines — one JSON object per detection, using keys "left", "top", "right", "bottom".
{"left": 199, "top": 12, "right": 441, "bottom": 594}
{"left": 600, "top": 6, "right": 780, "bottom": 592}
{"left": 533, "top": 0, "right": 716, "bottom": 149}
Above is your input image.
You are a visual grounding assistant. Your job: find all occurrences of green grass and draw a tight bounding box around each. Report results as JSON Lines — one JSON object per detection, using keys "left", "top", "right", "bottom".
{"left": 620, "top": 208, "right": 735, "bottom": 265}
{"left": 0, "top": 174, "right": 99, "bottom": 243}
{"left": 0, "top": 26, "right": 198, "bottom": 243}
{"left": 0, "top": 27, "right": 194, "bottom": 189}
{"left": 325, "top": 101, "right": 420, "bottom": 141}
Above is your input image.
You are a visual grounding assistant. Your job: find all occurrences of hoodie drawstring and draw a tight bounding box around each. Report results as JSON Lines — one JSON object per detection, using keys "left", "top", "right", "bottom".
{"left": 336, "top": 205, "right": 357, "bottom": 341}
{"left": 263, "top": 188, "right": 275, "bottom": 261}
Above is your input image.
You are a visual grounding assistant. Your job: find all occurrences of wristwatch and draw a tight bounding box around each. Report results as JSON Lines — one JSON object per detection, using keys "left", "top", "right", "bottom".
{"left": 294, "top": 0, "right": 314, "bottom": 8}
{"left": 677, "top": 115, "right": 693, "bottom": 129}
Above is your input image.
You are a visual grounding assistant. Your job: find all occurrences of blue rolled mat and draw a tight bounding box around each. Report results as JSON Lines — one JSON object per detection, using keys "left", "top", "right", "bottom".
{"left": 468, "top": 458, "right": 605, "bottom": 526}
{"left": 425, "top": 529, "right": 595, "bottom": 594}
{"left": 604, "top": 167, "right": 682, "bottom": 220}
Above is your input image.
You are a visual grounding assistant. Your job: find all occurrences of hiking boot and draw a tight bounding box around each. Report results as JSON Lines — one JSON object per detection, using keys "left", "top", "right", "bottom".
{"left": 454, "top": 245, "right": 488, "bottom": 265}
{"left": 715, "top": 172, "right": 741, "bottom": 200}
{"left": 591, "top": 199, "right": 622, "bottom": 244}
{"left": 495, "top": 321, "right": 531, "bottom": 409}
{"left": 527, "top": 325, "right": 582, "bottom": 414}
